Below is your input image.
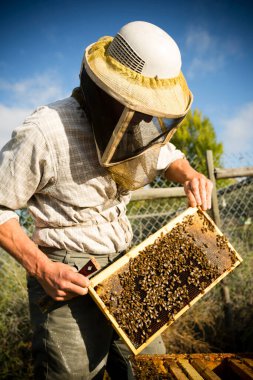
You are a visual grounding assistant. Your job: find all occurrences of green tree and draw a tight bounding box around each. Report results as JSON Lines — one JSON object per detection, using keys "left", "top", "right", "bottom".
{"left": 170, "top": 109, "right": 224, "bottom": 176}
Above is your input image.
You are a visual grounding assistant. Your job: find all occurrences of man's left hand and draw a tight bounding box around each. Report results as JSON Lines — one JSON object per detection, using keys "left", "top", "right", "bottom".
{"left": 165, "top": 159, "right": 213, "bottom": 211}
{"left": 183, "top": 174, "right": 213, "bottom": 211}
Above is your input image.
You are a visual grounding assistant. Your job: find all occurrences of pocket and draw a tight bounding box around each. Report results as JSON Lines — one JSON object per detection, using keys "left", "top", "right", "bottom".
{"left": 65, "top": 252, "right": 94, "bottom": 272}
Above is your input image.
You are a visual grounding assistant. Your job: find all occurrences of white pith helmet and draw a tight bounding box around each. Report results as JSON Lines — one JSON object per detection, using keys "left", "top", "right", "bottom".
{"left": 107, "top": 21, "right": 182, "bottom": 78}
{"left": 82, "top": 21, "right": 193, "bottom": 117}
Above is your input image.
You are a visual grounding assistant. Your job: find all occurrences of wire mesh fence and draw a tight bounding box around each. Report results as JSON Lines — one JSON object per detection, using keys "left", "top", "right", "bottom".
{"left": 127, "top": 152, "right": 253, "bottom": 257}
{"left": 18, "top": 152, "right": 253, "bottom": 256}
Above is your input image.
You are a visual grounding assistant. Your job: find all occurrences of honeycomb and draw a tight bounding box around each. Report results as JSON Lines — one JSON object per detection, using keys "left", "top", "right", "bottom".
{"left": 91, "top": 209, "right": 241, "bottom": 352}
{"left": 131, "top": 353, "right": 253, "bottom": 380}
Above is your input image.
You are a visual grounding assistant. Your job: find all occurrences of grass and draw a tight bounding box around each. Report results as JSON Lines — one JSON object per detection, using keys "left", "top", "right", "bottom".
{"left": 0, "top": 249, "right": 33, "bottom": 380}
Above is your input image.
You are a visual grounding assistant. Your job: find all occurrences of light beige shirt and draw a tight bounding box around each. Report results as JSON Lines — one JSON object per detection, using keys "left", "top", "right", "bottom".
{"left": 0, "top": 96, "right": 184, "bottom": 254}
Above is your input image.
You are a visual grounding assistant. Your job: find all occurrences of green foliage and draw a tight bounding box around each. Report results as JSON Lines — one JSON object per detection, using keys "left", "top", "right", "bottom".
{"left": 18, "top": 209, "right": 35, "bottom": 237}
{"left": 171, "top": 109, "right": 224, "bottom": 176}
{"left": 0, "top": 249, "right": 33, "bottom": 379}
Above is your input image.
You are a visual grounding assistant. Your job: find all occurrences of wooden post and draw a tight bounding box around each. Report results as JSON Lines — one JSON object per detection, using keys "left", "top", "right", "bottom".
{"left": 206, "top": 150, "right": 234, "bottom": 349}
{"left": 206, "top": 150, "right": 221, "bottom": 228}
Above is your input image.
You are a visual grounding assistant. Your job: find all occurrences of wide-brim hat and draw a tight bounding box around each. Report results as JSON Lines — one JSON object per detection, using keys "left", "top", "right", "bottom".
{"left": 82, "top": 35, "right": 193, "bottom": 118}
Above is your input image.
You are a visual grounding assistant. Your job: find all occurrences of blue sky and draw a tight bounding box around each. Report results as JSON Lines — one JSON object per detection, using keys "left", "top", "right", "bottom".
{"left": 0, "top": 0, "right": 253, "bottom": 156}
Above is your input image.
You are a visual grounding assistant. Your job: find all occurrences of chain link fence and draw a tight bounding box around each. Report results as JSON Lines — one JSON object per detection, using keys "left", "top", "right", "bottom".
{"left": 127, "top": 152, "right": 253, "bottom": 256}
{"left": 18, "top": 153, "right": 253, "bottom": 252}
{"left": 18, "top": 151, "right": 252, "bottom": 255}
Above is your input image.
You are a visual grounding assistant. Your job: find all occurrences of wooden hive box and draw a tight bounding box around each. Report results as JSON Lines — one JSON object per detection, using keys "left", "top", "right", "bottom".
{"left": 130, "top": 353, "right": 253, "bottom": 379}
{"left": 88, "top": 207, "right": 242, "bottom": 355}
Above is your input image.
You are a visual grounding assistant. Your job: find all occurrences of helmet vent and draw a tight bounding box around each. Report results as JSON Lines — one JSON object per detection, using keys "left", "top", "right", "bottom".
{"left": 107, "top": 34, "right": 145, "bottom": 74}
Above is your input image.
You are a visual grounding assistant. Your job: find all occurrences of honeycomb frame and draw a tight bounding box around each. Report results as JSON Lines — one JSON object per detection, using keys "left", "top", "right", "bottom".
{"left": 88, "top": 207, "right": 242, "bottom": 355}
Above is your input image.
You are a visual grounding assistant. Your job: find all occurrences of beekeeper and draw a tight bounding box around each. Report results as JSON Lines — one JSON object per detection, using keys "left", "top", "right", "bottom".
{"left": 0, "top": 21, "right": 213, "bottom": 379}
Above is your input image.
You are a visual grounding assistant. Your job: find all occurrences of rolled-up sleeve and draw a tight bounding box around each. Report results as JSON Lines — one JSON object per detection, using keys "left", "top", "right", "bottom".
{"left": 157, "top": 142, "right": 185, "bottom": 174}
{"left": 0, "top": 119, "right": 54, "bottom": 225}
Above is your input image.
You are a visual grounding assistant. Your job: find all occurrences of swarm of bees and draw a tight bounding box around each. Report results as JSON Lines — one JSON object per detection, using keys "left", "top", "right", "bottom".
{"left": 95, "top": 210, "right": 237, "bottom": 348}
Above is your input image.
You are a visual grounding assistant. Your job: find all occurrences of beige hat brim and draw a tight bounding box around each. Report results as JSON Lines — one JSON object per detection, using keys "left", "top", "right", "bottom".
{"left": 83, "top": 37, "right": 193, "bottom": 118}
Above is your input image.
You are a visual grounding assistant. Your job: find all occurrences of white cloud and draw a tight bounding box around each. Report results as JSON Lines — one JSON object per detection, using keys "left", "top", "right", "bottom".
{"left": 221, "top": 102, "right": 253, "bottom": 154}
{"left": 186, "top": 29, "right": 213, "bottom": 54}
{"left": 0, "top": 71, "right": 68, "bottom": 149}
{"left": 0, "top": 104, "right": 32, "bottom": 148}
{"left": 187, "top": 55, "right": 225, "bottom": 79}
{"left": 185, "top": 27, "right": 240, "bottom": 79}
{"left": 0, "top": 71, "right": 67, "bottom": 108}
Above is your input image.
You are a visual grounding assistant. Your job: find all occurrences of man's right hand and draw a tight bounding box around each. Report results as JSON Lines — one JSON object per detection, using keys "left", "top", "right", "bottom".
{"left": 37, "top": 261, "right": 90, "bottom": 301}
{"left": 0, "top": 219, "right": 90, "bottom": 302}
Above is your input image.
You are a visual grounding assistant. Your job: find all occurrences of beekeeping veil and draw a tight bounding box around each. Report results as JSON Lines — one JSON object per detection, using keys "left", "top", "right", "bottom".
{"left": 80, "top": 21, "right": 193, "bottom": 190}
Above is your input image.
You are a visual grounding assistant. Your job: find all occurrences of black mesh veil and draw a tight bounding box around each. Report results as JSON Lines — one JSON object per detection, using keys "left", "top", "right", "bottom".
{"left": 80, "top": 68, "right": 123, "bottom": 156}
{"left": 112, "top": 116, "right": 184, "bottom": 162}
{"left": 81, "top": 68, "right": 185, "bottom": 164}
{"left": 80, "top": 67, "right": 187, "bottom": 190}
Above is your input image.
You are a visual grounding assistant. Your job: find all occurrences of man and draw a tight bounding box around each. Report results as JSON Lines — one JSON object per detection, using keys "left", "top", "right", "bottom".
{"left": 0, "top": 21, "right": 212, "bottom": 379}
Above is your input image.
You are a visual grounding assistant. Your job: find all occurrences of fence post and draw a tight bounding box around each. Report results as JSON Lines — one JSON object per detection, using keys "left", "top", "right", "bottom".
{"left": 206, "top": 150, "right": 234, "bottom": 350}
{"left": 206, "top": 150, "right": 221, "bottom": 228}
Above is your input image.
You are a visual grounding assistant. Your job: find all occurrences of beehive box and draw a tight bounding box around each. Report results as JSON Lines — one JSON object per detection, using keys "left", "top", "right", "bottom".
{"left": 130, "top": 353, "right": 253, "bottom": 379}
{"left": 88, "top": 207, "right": 242, "bottom": 355}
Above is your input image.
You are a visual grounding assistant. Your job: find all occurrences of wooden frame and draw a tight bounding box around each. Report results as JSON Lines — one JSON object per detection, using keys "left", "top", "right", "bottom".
{"left": 100, "top": 108, "right": 187, "bottom": 168}
{"left": 130, "top": 353, "right": 253, "bottom": 379}
{"left": 101, "top": 107, "right": 134, "bottom": 165}
{"left": 88, "top": 207, "right": 243, "bottom": 355}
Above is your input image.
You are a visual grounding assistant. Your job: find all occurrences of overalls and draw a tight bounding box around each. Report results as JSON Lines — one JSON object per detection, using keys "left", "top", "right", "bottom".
{"left": 28, "top": 248, "right": 166, "bottom": 379}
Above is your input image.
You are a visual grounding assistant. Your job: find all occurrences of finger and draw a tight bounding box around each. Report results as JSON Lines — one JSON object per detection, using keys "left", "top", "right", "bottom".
{"left": 48, "top": 289, "right": 68, "bottom": 300}
{"left": 55, "top": 285, "right": 89, "bottom": 301}
{"left": 187, "top": 190, "right": 198, "bottom": 208}
{"left": 189, "top": 178, "right": 202, "bottom": 205}
{"left": 53, "top": 288, "right": 85, "bottom": 301}
{"left": 184, "top": 182, "right": 197, "bottom": 207}
{"left": 54, "top": 293, "right": 77, "bottom": 302}
{"left": 206, "top": 180, "right": 213, "bottom": 209}
{"left": 65, "top": 271, "right": 90, "bottom": 288}
{"left": 199, "top": 177, "right": 207, "bottom": 210}
{"left": 64, "top": 282, "right": 89, "bottom": 296}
